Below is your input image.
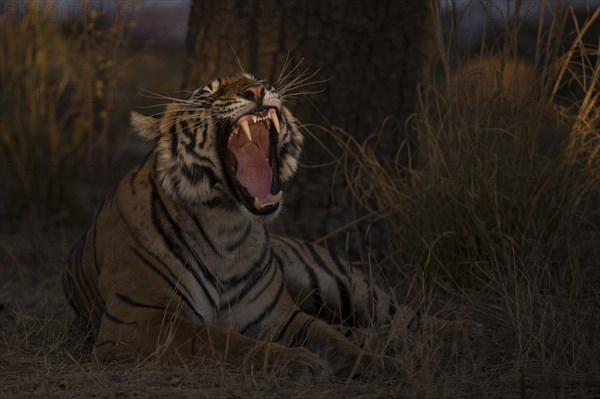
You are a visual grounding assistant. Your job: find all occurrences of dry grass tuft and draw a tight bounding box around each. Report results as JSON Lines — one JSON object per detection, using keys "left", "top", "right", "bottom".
{"left": 319, "top": 2, "right": 600, "bottom": 396}
{"left": 0, "top": 1, "right": 137, "bottom": 221}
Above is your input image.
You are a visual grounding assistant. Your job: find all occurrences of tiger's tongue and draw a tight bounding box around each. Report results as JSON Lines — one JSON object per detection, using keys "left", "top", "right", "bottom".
{"left": 230, "top": 143, "right": 273, "bottom": 202}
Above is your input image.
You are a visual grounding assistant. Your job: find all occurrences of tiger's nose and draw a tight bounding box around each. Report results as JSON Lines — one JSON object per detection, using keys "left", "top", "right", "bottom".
{"left": 243, "top": 85, "right": 265, "bottom": 102}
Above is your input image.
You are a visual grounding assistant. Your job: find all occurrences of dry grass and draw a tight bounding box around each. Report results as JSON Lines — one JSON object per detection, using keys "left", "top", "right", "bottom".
{"left": 0, "top": 0, "right": 138, "bottom": 221}
{"left": 2, "top": 0, "right": 600, "bottom": 398}
{"left": 320, "top": 1, "right": 600, "bottom": 397}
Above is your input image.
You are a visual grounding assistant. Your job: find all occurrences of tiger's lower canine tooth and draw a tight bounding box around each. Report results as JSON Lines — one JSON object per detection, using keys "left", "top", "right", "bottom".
{"left": 253, "top": 197, "right": 262, "bottom": 210}
{"left": 272, "top": 190, "right": 283, "bottom": 204}
{"left": 240, "top": 120, "right": 252, "bottom": 141}
{"left": 269, "top": 112, "right": 280, "bottom": 134}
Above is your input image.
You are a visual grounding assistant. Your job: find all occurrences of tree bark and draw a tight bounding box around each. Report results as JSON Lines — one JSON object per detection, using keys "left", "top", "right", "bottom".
{"left": 183, "top": 0, "right": 437, "bottom": 250}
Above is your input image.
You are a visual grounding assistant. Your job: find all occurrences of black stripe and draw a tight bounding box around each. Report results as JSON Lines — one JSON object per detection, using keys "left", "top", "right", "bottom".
{"left": 273, "top": 309, "right": 303, "bottom": 343}
{"left": 72, "top": 240, "right": 105, "bottom": 314}
{"left": 245, "top": 259, "right": 278, "bottom": 303}
{"left": 72, "top": 266, "right": 104, "bottom": 326}
{"left": 198, "top": 121, "right": 208, "bottom": 148}
{"left": 104, "top": 310, "right": 135, "bottom": 325}
{"left": 170, "top": 166, "right": 182, "bottom": 193}
{"left": 304, "top": 242, "right": 354, "bottom": 324}
{"left": 128, "top": 153, "right": 153, "bottom": 195}
{"left": 151, "top": 177, "right": 217, "bottom": 286}
{"left": 273, "top": 252, "right": 284, "bottom": 275}
{"left": 74, "top": 280, "right": 99, "bottom": 318}
{"left": 114, "top": 198, "right": 202, "bottom": 321}
{"left": 115, "top": 293, "right": 167, "bottom": 311}
{"left": 150, "top": 178, "right": 217, "bottom": 307}
{"left": 219, "top": 253, "right": 274, "bottom": 312}
{"left": 327, "top": 246, "right": 350, "bottom": 278}
{"left": 304, "top": 241, "right": 334, "bottom": 277}
{"left": 181, "top": 163, "right": 202, "bottom": 184}
{"left": 190, "top": 213, "right": 222, "bottom": 257}
{"left": 181, "top": 120, "right": 198, "bottom": 155}
{"left": 221, "top": 241, "right": 269, "bottom": 288}
{"left": 170, "top": 124, "right": 178, "bottom": 156}
{"left": 198, "top": 165, "right": 220, "bottom": 187}
{"left": 64, "top": 240, "right": 94, "bottom": 318}
{"left": 129, "top": 246, "right": 188, "bottom": 297}
{"left": 335, "top": 278, "right": 354, "bottom": 326}
{"left": 224, "top": 222, "right": 252, "bottom": 253}
{"left": 189, "top": 154, "right": 216, "bottom": 166}
{"left": 291, "top": 317, "right": 316, "bottom": 347}
{"left": 278, "top": 141, "right": 292, "bottom": 162}
{"left": 104, "top": 185, "right": 117, "bottom": 208}
{"left": 219, "top": 220, "right": 250, "bottom": 236}
{"left": 276, "top": 239, "right": 324, "bottom": 312}
{"left": 129, "top": 246, "right": 204, "bottom": 323}
{"left": 240, "top": 279, "right": 285, "bottom": 335}
{"left": 201, "top": 196, "right": 238, "bottom": 210}
{"left": 180, "top": 119, "right": 194, "bottom": 139}
{"left": 181, "top": 163, "right": 221, "bottom": 188}
{"left": 129, "top": 168, "right": 138, "bottom": 195}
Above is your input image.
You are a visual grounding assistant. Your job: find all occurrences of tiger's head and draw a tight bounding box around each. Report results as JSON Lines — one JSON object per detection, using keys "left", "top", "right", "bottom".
{"left": 131, "top": 73, "right": 304, "bottom": 217}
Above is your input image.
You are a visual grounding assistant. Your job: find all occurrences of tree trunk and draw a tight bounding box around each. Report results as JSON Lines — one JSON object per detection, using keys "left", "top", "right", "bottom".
{"left": 183, "top": 0, "right": 437, "bottom": 251}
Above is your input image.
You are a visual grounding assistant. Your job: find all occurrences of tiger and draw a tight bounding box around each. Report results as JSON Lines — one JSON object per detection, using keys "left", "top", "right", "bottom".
{"left": 62, "top": 73, "right": 448, "bottom": 379}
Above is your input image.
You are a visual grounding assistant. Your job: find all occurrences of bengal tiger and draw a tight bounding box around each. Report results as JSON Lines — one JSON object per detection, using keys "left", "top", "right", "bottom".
{"left": 63, "top": 73, "right": 473, "bottom": 379}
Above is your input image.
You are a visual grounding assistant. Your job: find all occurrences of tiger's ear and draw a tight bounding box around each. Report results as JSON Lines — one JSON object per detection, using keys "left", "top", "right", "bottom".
{"left": 131, "top": 112, "right": 161, "bottom": 140}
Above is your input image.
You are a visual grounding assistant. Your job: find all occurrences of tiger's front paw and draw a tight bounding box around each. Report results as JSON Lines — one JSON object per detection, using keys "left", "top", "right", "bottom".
{"left": 281, "top": 347, "right": 330, "bottom": 381}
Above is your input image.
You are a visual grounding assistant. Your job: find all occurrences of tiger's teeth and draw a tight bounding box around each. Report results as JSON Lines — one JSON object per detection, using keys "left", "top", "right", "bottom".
{"left": 252, "top": 116, "right": 258, "bottom": 123}
{"left": 269, "top": 112, "right": 280, "bottom": 134}
{"left": 272, "top": 190, "right": 283, "bottom": 204}
{"left": 240, "top": 120, "right": 252, "bottom": 142}
{"left": 253, "top": 197, "right": 262, "bottom": 210}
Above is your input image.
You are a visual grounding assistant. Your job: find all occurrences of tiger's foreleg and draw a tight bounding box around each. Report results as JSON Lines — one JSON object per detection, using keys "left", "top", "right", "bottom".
{"left": 93, "top": 311, "right": 327, "bottom": 378}
{"left": 268, "top": 303, "right": 404, "bottom": 378}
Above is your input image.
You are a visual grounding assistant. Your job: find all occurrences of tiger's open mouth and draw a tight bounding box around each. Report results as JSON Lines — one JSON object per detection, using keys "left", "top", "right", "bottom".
{"left": 224, "top": 108, "right": 282, "bottom": 215}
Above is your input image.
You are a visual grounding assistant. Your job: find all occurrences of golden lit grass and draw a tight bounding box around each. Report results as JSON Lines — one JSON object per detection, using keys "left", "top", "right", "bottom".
{"left": 0, "top": 1, "right": 136, "bottom": 220}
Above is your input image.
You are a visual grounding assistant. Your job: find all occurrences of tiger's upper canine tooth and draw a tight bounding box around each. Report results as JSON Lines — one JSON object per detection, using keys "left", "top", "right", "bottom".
{"left": 269, "top": 112, "right": 280, "bottom": 133}
{"left": 240, "top": 119, "right": 252, "bottom": 142}
{"left": 253, "top": 197, "right": 262, "bottom": 210}
{"left": 272, "top": 190, "right": 283, "bottom": 204}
